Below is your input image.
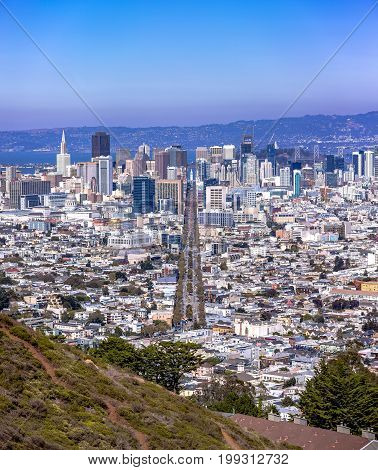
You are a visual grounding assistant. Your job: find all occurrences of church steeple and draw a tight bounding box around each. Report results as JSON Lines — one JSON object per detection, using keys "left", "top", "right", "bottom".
{"left": 60, "top": 130, "right": 67, "bottom": 154}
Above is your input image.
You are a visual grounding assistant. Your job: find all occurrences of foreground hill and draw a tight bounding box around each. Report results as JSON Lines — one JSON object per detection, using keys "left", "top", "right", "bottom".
{"left": 0, "top": 315, "right": 283, "bottom": 450}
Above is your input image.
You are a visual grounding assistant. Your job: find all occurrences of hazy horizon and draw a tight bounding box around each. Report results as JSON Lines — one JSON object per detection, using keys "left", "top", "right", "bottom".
{"left": 1, "top": 0, "right": 377, "bottom": 130}
{"left": 1, "top": 108, "right": 378, "bottom": 133}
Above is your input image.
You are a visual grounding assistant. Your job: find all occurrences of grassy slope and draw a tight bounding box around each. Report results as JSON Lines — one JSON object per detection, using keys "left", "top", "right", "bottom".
{"left": 0, "top": 315, "right": 288, "bottom": 450}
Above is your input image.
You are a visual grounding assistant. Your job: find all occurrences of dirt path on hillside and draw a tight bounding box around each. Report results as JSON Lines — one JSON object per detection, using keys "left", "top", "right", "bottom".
{"left": 1, "top": 324, "right": 149, "bottom": 450}
{"left": 0, "top": 327, "right": 61, "bottom": 385}
{"left": 221, "top": 428, "right": 242, "bottom": 450}
{"left": 103, "top": 398, "right": 149, "bottom": 450}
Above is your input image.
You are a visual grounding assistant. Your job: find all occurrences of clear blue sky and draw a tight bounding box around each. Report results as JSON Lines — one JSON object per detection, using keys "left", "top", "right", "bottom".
{"left": 0, "top": 0, "right": 377, "bottom": 130}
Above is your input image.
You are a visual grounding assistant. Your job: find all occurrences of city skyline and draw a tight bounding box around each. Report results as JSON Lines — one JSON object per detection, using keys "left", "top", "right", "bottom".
{"left": 1, "top": 0, "right": 378, "bottom": 130}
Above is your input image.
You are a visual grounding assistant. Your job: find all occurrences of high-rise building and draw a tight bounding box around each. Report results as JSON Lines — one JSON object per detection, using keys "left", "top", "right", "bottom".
{"left": 364, "top": 150, "right": 374, "bottom": 179}
{"left": 155, "top": 179, "right": 184, "bottom": 215}
{"left": 344, "top": 164, "right": 355, "bottom": 183}
{"left": 279, "top": 167, "right": 291, "bottom": 187}
{"left": 352, "top": 151, "right": 365, "bottom": 178}
{"left": 223, "top": 145, "right": 236, "bottom": 161}
{"left": 374, "top": 152, "right": 378, "bottom": 179}
{"left": 5, "top": 166, "right": 17, "bottom": 181}
{"left": 240, "top": 135, "right": 254, "bottom": 182}
{"left": 293, "top": 169, "right": 301, "bottom": 197}
{"left": 196, "top": 147, "right": 209, "bottom": 160}
{"left": 92, "top": 131, "right": 110, "bottom": 159}
{"left": 138, "top": 143, "right": 151, "bottom": 158}
{"left": 77, "top": 161, "right": 98, "bottom": 192}
{"left": 205, "top": 185, "right": 227, "bottom": 210}
{"left": 116, "top": 148, "right": 131, "bottom": 168}
{"left": 209, "top": 146, "right": 223, "bottom": 164}
{"left": 301, "top": 166, "right": 315, "bottom": 188}
{"left": 165, "top": 145, "right": 187, "bottom": 167}
{"left": 266, "top": 143, "right": 277, "bottom": 173}
{"left": 154, "top": 149, "right": 170, "bottom": 179}
{"left": 167, "top": 167, "right": 178, "bottom": 180}
{"left": 196, "top": 158, "right": 210, "bottom": 182}
{"left": 325, "top": 154, "right": 335, "bottom": 173}
{"left": 132, "top": 176, "right": 155, "bottom": 214}
{"left": 240, "top": 135, "right": 253, "bottom": 155}
{"left": 133, "top": 152, "right": 149, "bottom": 177}
{"left": 325, "top": 172, "right": 338, "bottom": 187}
{"left": 9, "top": 179, "right": 51, "bottom": 209}
{"left": 96, "top": 155, "right": 113, "bottom": 195}
{"left": 56, "top": 130, "right": 71, "bottom": 177}
{"left": 260, "top": 159, "right": 273, "bottom": 181}
{"left": 243, "top": 154, "right": 259, "bottom": 185}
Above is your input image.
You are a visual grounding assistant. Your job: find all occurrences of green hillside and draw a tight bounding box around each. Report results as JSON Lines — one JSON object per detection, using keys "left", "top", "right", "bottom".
{"left": 0, "top": 315, "right": 285, "bottom": 450}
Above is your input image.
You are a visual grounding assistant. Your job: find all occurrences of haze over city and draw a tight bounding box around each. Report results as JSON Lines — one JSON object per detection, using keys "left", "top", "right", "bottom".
{"left": 1, "top": 0, "right": 378, "bottom": 130}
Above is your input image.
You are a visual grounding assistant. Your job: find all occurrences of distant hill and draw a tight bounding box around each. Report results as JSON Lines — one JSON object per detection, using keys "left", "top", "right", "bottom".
{"left": 0, "top": 315, "right": 284, "bottom": 450}
{"left": 1, "top": 111, "right": 378, "bottom": 154}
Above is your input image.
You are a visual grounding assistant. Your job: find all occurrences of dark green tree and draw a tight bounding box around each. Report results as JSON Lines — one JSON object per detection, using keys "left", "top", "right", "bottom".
{"left": 0, "top": 287, "right": 12, "bottom": 310}
{"left": 91, "top": 336, "right": 140, "bottom": 369}
{"left": 196, "top": 376, "right": 258, "bottom": 416}
{"left": 299, "top": 351, "right": 378, "bottom": 433}
{"left": 139, "top": 341, "right": 202, "bottom": 393}
{"left": 87, "top": 311, "right": 105, "bottom": 325}
{"left": 92, "top": 338, "right": 201, "bottom": 393}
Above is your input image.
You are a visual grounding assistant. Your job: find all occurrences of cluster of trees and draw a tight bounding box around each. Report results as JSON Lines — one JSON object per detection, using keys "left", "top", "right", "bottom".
{"left": 64, "top": 274, "right": 105, "bottom": 290}
{"left": 139, "top": 257, "right": 154, "bottom": 271}
{"left": 0, "top": 271, "right": 16, "bottom": 286}
{"left": 173, "top": 251, "right": 185, "bottom": 326}
{"left": 0, "top": 287, "right": 13, "bottom": 310}
{"left": 362, "top": 309, "right": 378, "bottom": 332}
{"left": 92, "top": 337, "right": 202, "bottom": 393}
{"left": 194, "top": 375, "right": 278, "bottom": 418}
{"left": 108, "top": 271, "right": 128, "bottom": 282}
{"left": 141, "top": 320, "right": 170, "bottom": 337}
{"left": 119, "top": 283, "right": 143, "bottom": 296}
{"left": 299, "top": 351, "right": 378, "bottom": 433}
{"left": 331, "top": 298, "right": 359, "bottom": 311}
{"left": 333, "top": 256, "right": 351, "bottom": 272}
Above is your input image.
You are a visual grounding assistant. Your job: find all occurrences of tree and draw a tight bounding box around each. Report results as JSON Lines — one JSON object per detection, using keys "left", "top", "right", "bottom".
{"left": 113, "top": 326, "right": 123, "bottom": 337}
{"left": 313, "top": 314, "right": 325, "bottom": 323}
{"left": 281, "top": 396, "right": 295, "bottom": 407}
{"left": 0, "top": 287, "right": 12, "bottom": 310}
{"left": 64, "top": 274, "right": 86, "bottom": 289}
{"left": 139, "top": 257, "right": 154, "bottom": 271}
{"left": 260, "top": 311, "right": 272, "bottom": 322}
{"left": 220, "top": 260, "right": 228, "bottom": 271}
{"left": 186, "top": 304, "right": 193, "bottom": 320}
{"left": 60, "top": 311, "right": 74, "bottom": 323}
{"left": 60, "top": 295, "right": 82, "bottom": 311}
{"left": 196, "top": 376, "right": 258, "bottom": 416}
{"left": 91, "top": 337, "right": 140, "bottom": 370}
{"left": 92, "top": 338, "right": 202, "bottom": 393}
{"left": 299, "top": 351, "right": 378, "bottom": 433}
{"left": 141, "top": 320, "right": 169, "bottom": 337}
{"left": 333, "top": 256, "right": 345, "bottom": 272}
{"left": 87, "top": 311, "right": 105, "bottom": 324}
{"left": 139, "top": 341, "right": 202, "bottom": 393}
{"left": 283, "top": 377, "right": 296, "bottom": 388}
{"left": 0, "top": 272, "right": 16, "bottom": 285}
{"left": 102, "top": 286, "right": 109, "bottom": 296}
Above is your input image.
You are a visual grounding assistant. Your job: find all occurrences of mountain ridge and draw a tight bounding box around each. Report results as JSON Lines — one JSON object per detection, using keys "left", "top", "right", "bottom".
{"left": 1, "top": 111, "right": 378, "bottom": 153}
